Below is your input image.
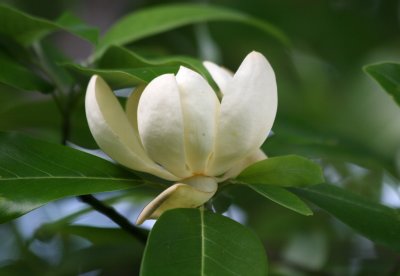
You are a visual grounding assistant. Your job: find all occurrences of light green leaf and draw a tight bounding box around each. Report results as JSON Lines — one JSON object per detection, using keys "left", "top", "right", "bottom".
{"left": 364, "top": 62, "right": 400, "bottom": 106}
{"left": 0, "top": 132, "right": 146, "bottom": 223}
{"left": 294, "top": 184, "right": 400, "bottom": 252}
{"left": 96, "top": 4, "right": 289, "bottom": 57}
{"left": 141, "top": 208, "right": 268, "bottom": 276}
{"left": 0, "top": 53, "right": 52, "bottom": 92}
{"left": 0, "top": 4, "right": 98, "bottom": 45}
{"left": 249, "top": 185, "right": 313, "bottom": 216}
{"left": 236, "top": 155, "right": 324, "bottom": 187}
{"left": 64, "top": 63, "right": 179, "bottom": 89}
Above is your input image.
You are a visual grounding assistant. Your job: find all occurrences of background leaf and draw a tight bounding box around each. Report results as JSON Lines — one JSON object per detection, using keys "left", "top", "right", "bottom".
{"left": 95, "top": 3, "right": 288, "bottom": 57}
{"left": 293, "top": 184, "right": 400, "bottom": 252}
{"left": 64, "top": 63, "right": 179, "bottom": 88}
{"left": 0, "top": 132, "right": 146, "bottom": 223}
{"left": 98, "top": 46, "right": 216, "bottom": 87}
{"left": 249, "top": 185, "right": 313, "bottom": 216}
{"left": 236, "top": 155, "right": 324, "bottom": 187}
{"left": 0, "top": 53, "right": 52, "bottom": 92}
{"left": 364, "top": 62, "right": 400, "bottom": 106}
{"left": 141, "top": 208, "right": 268, "bottom": 276}
{"left": 0, "top": 4, "right": 98, "bottom": 45}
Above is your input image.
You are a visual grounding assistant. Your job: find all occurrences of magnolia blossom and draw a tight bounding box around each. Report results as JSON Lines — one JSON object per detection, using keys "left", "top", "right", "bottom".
{"left": 85, "top": 51, "right": 277, "bottom": 224}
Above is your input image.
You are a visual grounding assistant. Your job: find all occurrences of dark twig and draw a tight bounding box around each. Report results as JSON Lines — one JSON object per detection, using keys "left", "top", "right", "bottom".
{"left": 78, "top": 194, "right": 148, "bottom": 244}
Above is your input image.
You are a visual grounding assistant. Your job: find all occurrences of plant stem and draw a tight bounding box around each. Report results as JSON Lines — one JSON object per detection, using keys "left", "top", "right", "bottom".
{"left": 78, "top": 194, "right": 148, "bottom": 244}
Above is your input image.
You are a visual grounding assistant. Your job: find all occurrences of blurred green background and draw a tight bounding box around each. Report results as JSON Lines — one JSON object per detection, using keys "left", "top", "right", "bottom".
{"left": 0, "top": 0, "right": 399, "bottom": 275}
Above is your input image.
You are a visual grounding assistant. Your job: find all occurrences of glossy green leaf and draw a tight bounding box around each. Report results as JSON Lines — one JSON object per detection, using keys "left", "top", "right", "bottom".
{"left": 364, "top": 62, "right": 400, "bottom": 106}
{"left": 236, "top": 155, "right": 324, "bottom": 187}
{"left": 141, "top": 208, "right": 268, "bottom": 276}
{"left": 0, "top": 53, "right": 52, "bottom": 92}
{"left": 64, "top": 63, "right": 179, "bottom": 89}
{"left": 0, "top": 132, "right": 145, "bottom": 223}
{"left": 249, "top": 185, "right": 313, "bottom": 216}
{"left": 96, "top": 4, "right": 289, "bottom": 57}
{"left": 0, "top": 4, "right": 98, "bottom": 45}
{"left": 98, "top": 46, "right": 216, "bottom": 87}
{"left": 294, "top": 184, "right": 400, "bottom": 252}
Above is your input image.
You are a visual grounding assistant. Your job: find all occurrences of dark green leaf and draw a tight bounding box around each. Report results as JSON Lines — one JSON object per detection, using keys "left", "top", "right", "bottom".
{"left": 236, "top": 155, "right": 324, "bottom": 187}
{"left": 141, "top": 208, "right": 268, "bottom": 276}
{"left": 64, "top": 63, "right": 179, "bottom": 88}
{"left": 249, "top": 185, "right": 313, "bottom": 216}
{"left": 55, "top": 12, "right": 99, "bottom": 45}
{"left": 0, "top": 53, "right": 52, "bottom": 92}
{"left": 96, "top": 4, "right": 289, "bottom": 57}
{"left": 294, "top": 184, "right": 400, "bottom": 252}
{"left": 0, "top": 4, "right": 98, "bottom": 45}
{"left": 0, "top": 132, "right": 144, "bottom": 223}
{"left": 364, "top": 62, "right": 400, "bottom": 106}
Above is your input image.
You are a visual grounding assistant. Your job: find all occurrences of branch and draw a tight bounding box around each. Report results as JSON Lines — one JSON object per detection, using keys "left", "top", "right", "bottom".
{"left": 78, "top": 194, "right": 148, "bottom": 244}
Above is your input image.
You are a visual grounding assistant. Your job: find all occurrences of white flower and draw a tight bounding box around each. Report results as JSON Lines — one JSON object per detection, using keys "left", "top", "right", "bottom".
{"left": 85, "top": 51, "right": 277, "bottom": 224}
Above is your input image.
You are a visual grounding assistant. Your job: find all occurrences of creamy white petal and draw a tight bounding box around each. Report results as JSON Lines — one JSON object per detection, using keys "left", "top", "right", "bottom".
{"left": 85, "top": 76, "right": 179, "bottom": 181}
{"left": 137, "top": 74, "right": 191, "bottom": 178}
{"left": 217, "top": 149, "right": 267, "bottom": 182}
{"left": 136, "top": 176, "right": 217, "bottom": 225}
{"left": 85, "top": 76, "right": 178, "bottom": 180}
{"left": 206, "top": 51, "right": 277, "bottom": 176}
{"left": 176, "top": 66, "right": 220, "bottom": 174}
{"left": 203, "top": 61, "right": 233, "bottom": 94}
{"left": 125, "top": 85, "right": 145, "bottom": 134}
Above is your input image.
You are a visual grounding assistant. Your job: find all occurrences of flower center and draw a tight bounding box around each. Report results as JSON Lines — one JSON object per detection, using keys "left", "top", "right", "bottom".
{"left": 181, "top": 175, "right": 218, "bottom": 193}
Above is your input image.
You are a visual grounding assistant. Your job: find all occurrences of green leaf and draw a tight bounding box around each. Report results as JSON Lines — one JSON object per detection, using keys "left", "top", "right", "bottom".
{"left": 55, "top": 12, "right": 99, "bottom": 45}
{"left": 0, "top": 4, "right": 98, "bottom": 45}
{"left": 249, "top": 185, "right": 313, "bottom": 216}
{"left": 141, "top": 208, "right": 268, "bottom": 276}
{"left": 364, "top": 62, "right": 400, "bottom": 106}
{"left": 98, "top": 46, "right": 216, "bottom": 87}
{"left": 64, "top": 63, "right": 179, "bottom": 89}
{"left": 236, "top": 155, "right": 324, "bottom": 187}
{"left": 294, "top": 184, "right": 400, "bottom": 252}
{"left": 0, "top": 53, "right": 52, "bottom": 92}
{"left": 96, "top": 4, "right": 289, "bottom": 57}
{"left": 0, "top": 132, "right": 145, "bottom": 223}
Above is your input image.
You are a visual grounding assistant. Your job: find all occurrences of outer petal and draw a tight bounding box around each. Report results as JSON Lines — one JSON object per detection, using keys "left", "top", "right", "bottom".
{"left": 136, "top": 176, "right": 217, "bottom": 225}
{"left": 176, "top": 66, "right": 220, "bottom": 174}
{"left": 137, "top": 74, "right": 191, "bottom": 178}
{"left": 206, "top": 51, "right": 277, "bottom": 176}
{"left": 217, "top": 148, "right": 267, "bottom": 182}
{"left": 203, "top": 61, "right": 233, "bottom": 94}
{"left": 85, "top": 76, "right": 178, "bottom": 181}
{"left": 125, "top": 85, "right": 145, "bottom": 134}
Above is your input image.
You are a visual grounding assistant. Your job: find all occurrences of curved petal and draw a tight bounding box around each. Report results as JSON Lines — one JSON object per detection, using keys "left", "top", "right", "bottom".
{"left": 217, "top": 148, "right": 267, "bottom": 182}
{"left": 206, "top": 51, "right": 277, "bottom": 176}
{"left": 176, "top": 66, "right": 220, "bottom": 174}
{"left": 125, "top": 85, "right": 145, "bottom": 134}
{"left": 136, "top": 176, "right": 217, "bottom": 225}
{"left": 85, "top": 75, "right": 179, "bottom": 181}
{"left": 203, "top": 61, "right": 233, "bottom": 94}
{"left": 137, "top": 74, "right": 191, "bottom": 178}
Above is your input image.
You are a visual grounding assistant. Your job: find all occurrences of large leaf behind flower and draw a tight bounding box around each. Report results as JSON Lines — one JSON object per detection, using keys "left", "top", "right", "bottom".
{"left": 141, "top": 208, "right": 267, "bottom": 276}
{"left": 0, "top": 132, "right": 147, "bottom": 223}
{"left": 294, "top": 184, "right": 400, "bottom": 252}
{"left": 95, "top": 4, "right": 289, "bottom": 57}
